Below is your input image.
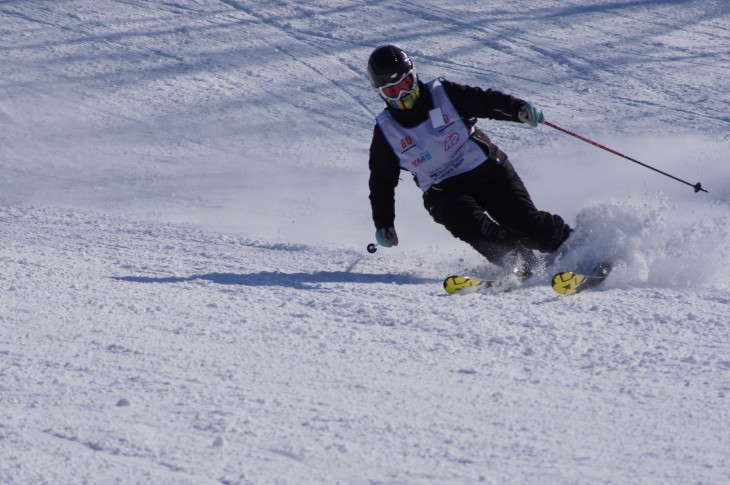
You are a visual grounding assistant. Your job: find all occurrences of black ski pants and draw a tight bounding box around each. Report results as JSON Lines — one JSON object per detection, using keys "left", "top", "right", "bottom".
{"left": 422, "top": 159, "right": 571, "bottom": 266}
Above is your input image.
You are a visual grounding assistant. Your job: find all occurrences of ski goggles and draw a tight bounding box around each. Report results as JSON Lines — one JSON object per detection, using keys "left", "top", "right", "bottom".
{"left": 378, "top": 70, "right": 417, "bottom": 100}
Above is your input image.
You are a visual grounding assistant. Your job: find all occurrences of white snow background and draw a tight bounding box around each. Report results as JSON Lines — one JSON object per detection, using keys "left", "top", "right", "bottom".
{"left": 1, "top": 1, "right": 729, "bottom": 483}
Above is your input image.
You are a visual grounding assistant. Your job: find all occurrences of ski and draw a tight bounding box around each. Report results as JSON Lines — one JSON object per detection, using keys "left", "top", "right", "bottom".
{"left": 551, "top": 262, "right": 613, "bottom": 295}
{"left": 443, "top": 275, "right": 496, "bottom": 295}
{"left": 443, "top": 273, "right": 528, "bottom": 295}
{"left": 445, "top": 262, "right": 613, "bottom": 296}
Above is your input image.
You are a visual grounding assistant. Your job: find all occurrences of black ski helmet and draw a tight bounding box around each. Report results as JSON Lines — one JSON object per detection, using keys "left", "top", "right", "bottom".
{"left": 367, "top": 45, "right": 416, "bottom": 89}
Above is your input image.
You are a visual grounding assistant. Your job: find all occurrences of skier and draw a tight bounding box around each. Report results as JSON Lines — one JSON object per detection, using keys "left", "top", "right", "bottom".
{"left": 366, "top": 44, "right": 572, "bottom": 275}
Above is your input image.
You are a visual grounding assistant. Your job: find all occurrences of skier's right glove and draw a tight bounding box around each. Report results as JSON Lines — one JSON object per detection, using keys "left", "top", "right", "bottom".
{"left": 375, "top": 227, "right": 399, "bottom": 248}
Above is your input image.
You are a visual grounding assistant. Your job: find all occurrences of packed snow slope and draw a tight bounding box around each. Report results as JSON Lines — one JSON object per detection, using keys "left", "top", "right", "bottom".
{"left": 1, "top": 1, "right": 729, "bottom": 484}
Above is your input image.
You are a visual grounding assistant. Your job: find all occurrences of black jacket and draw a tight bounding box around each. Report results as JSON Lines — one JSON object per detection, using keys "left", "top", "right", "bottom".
{"left": 368, "top": 79, "right": 527, "bottom": 229}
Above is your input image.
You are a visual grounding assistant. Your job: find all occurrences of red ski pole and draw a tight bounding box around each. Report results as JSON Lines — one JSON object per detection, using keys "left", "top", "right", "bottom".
{"left": 544, "top": 121, "right": 708, "bottom": 193}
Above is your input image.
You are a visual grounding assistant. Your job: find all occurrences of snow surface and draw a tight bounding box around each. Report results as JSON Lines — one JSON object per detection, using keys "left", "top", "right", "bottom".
{"left": 1, "top": 1, "right": 729, "bottom": 483}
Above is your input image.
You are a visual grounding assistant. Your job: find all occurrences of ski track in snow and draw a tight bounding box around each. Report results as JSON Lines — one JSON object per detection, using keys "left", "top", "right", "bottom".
{"left": 1, "top": 1, "right": 729, "bottom": 483}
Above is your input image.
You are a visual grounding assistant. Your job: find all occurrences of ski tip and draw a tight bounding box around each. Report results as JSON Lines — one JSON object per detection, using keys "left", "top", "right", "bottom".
{"left": 443, "top": 275, "right": 482, "bottom": 295}
{"left": 551, "top": 271, "right": 583, "bottom": 295}
{"left": 551, "top": 261, "right": 614, "bottom": 295}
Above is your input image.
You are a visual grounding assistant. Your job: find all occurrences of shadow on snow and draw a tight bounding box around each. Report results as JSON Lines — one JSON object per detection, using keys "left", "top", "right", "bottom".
{"left": 113, "top": 271, "right": 434, "bottom": 290}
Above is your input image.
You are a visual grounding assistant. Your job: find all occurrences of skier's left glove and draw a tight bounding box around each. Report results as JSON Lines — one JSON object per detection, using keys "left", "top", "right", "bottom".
{"left": 519, "top": 102, "right": 545, "bottom": 127}
{"left": 375, "top": 227, "right": 399, "bottom": 248}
